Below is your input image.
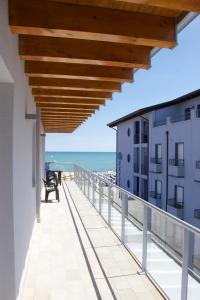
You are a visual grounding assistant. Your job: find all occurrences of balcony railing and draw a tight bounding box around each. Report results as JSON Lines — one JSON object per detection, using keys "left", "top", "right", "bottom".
{"left": 171, "top": 113, "right": 191, "bottom": 123}
{"left": 134, "top": 163, "right": 139, "bottom": 173}
{"left": 167, "top": 198, "right": 184, "bottom": 209}
{"left": 149, "top": 191, "right": 161, "bottom": 200}
{"left": 141, "top": 133, "right": 148, "bottom": 144}
{"left": 141, "top": 163, "right": 148, "bottom": 175}
{"left": 196, "top": 109, "right": 200, "bottom": 118}
{"left": 150, "top": 157, "right": 162, "bottom": 164}
{"left": 134, "top": 133, "right": 140, "bottom": 144}
{"left": 74, "top": 164, "right": 200, "bottom": 300}
{"left": 153, "top": 119, "right": 167, "bottom": 127}
{"left": 194, "top": 209, "right": 200, "bottom": 220}
{"left": 169, "top": 158, "right": 184, "bottom": 166}
{"left": 196, "top": 161, "right": 200, "bottom": 169}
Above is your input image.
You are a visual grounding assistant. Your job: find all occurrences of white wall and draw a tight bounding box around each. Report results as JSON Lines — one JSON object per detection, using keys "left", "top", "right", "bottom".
{"left": 0, "top": 1, "right": 43, "bottom": 298}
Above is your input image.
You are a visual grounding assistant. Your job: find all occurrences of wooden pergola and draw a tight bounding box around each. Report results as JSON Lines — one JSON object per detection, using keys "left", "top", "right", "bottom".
{"left": 9, "top": 0, "right": 200, "bottom": 133}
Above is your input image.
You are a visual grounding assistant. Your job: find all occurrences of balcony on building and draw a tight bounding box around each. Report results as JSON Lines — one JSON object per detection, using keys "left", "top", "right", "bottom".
{"left": 141, "top": 133, "right": 149, "bottom": 144}
{"left": 134, "top": 133, "right": 140, "bottom": 144}
{"left": 150, "top": 157, "right": 162, "bottom": 173}
{"left": 196, "top": 161, "right": 200, "bottom": 169}
{"left": 170, "top": 111, "right": 191, "bottom": 123}
{"left": 169, "top": 159, "right": 184, "bottom": 177}
{"left": 153, "top": 119, "right": 167, "bottom": 127}
{"left": 194, "top": 209, "right": 200, "bottom": 220}
{"left": 134, "top": 162, "right": 139, "bottom": 173}
{"left": 141, "top": 164, "right": 148, "bottom": 175}
{"left": 167, "top": 198, "right": 184, "bottom": 219}
{"left": 149, "top": 191, "right": 162, "bottom": 207}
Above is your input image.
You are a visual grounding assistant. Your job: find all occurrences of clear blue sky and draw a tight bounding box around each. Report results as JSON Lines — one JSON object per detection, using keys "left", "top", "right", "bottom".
{"left": 46, "top": 15, "right": 200, "bottom": 152}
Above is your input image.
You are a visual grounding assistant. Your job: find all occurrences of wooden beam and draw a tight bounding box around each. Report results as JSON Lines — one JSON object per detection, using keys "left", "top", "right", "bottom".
{"left": 41, "top": 115, "right": 87, "bottom": 119}
{"left": 25, "top": 61, "right": 133, "bottom": 82}
{"left": 29, "top": 77, "right": 121, "bottom": 92}
{"left": 37, "top": 103, "right": 100, "bottom": 110}
{"left": 32, "top": 88, "right": 112, "bottom": 99}
{"left": 10, "top": 0, "right": 176, "bottom": 47}
{"left": 112, "top": 0, "right": 200, "bottom": 13}
{"left": 35, "top": 97, "right": 105, "bottom": 106}
{"left": 19, "top": 35, "right": 151, "bottom": 69}
{"left": 41, "top": 110, "right": 93, "bottom": 115}
{"left": 40, "top": 107, "right": 95, "bottom": 113}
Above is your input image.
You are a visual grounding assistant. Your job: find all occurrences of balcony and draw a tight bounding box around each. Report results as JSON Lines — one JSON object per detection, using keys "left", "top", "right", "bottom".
{"left": 149, "top": 191, "right": 161, "bottom": 200}
{"left": 196, "top": 109, "right": 200, "bottom": 118}
{"left": 169, "top": 159, "right": 184, "bottom": 177}
{"left": 153, "top": 119, "right": 167, "bottom": 127}
{"left": 196, "top": 161, "right": 200, "bottom": 169}
{"left": 134, "top": 163, "right": 139, "bottom": 173}
{"left": 141, "top": 163, "right": 148, "bottom": 175}
{"left": 150, "top": 157, "right": 162, "bottom": 173}
{"left": 73, "top": 164, "right": 200, "bottom": 300}
{"left": 171, "top": 112, "right": 191, "bottom": 123}
{"left": 134, "top": 133, "right": 140, "bottom": 144}
{"left": 141, "top": 133, "right": 148, "bottom": 144}
{"left": 149, "top": 191, "right": 162, "bottom": 208}
{"left": 167, "top": 198, "right": 184, "bottom": 219}
{"left": 194, "top": 209, "right": 200, "bottom": 219}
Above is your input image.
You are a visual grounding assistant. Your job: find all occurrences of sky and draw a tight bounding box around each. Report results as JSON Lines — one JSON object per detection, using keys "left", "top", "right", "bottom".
{"left": 46, "top": 15, "right": 200, "bottom": 152}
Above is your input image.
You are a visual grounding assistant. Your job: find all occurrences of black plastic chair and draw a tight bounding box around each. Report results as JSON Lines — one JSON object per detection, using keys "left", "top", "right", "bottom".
{"left": 43, "top": 178, "right": 59, "bottom": 202}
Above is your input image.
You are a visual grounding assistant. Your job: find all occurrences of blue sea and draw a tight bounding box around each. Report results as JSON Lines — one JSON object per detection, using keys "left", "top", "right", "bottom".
{"left": 45, "top": 152, "right": 116, "bottom": 172}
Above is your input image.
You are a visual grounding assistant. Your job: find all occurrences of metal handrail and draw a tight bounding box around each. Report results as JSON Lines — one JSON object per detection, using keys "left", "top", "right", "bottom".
{"left": 74, "top": 163, "right": 200, "bottom": 238}
{"left": 150, "top": 157, "right": 162, "bottom": 164}
{"left": 169, "top": 158, "right": 184, "bottom": 166}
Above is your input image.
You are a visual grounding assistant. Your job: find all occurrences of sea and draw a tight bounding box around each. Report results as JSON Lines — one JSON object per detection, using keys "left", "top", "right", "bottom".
{"left": 45, "top": 152, "right": 116, "bottom": 172}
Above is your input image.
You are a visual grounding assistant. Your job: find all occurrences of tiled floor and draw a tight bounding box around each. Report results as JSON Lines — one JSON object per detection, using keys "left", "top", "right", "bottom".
{"left": 20, "top": 180, "right": 164, "bottom": 300}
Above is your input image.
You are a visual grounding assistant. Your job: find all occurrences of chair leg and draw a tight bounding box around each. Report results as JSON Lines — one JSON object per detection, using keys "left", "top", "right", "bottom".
{"left": 56, "top": 190, "right": 60, "bottom": 202}
{"left": 45, "top": 190, "right": 48, "bottom": 202}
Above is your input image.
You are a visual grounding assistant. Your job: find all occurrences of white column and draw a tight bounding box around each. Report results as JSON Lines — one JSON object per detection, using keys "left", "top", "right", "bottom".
{"left": 35, "top": 108, "right": 41, "bottom": 222}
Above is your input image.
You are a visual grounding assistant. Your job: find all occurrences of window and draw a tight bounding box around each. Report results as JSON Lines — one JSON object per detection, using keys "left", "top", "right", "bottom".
{"left": 118, "top": 152, "right": 123, "bottom": 160}
{"left": 127, "top": 128, "right": 130, "bottom": 136}
{"left": 134, "top": 147, "right": 139, "bottom": 173}
{"left": 127, "top": 179, "right": 130, "bottom": 189}
{"left": 197, "top": 104, "right": 200, "bottom": 118}
{"left": 134, "top": 121, "right": 140, "bottom": 144}
{"left": 155, "top": 144, "right": 162, "bottom": 163}
{"left": 185, "top": 107, "right": 191, "bottom": 120}
{"left": 155, "top": 180, "right": 162, "bottom": 196}
{"left": 175, "top": 186, "right": 184, "bottom": 206}
{"left": 127, "top": 153, "right": 131, "bottom": 162}
{"left": 134, "top": 176, "right": 139, "bottom": 195}
{"left": 175, "top": 143, "right": 184, "bottom": 164}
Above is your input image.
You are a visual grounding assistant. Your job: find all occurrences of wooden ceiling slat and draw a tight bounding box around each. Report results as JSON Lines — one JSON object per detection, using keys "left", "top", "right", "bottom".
{"left": 35, "top": 97, "right": 105, "bottom": 105}
{"left": 19, "top": 35, "right": 151, "bottom": 69}
{"left": 25, "top": 61, "right": 133, "bottom": 83}
{"left": 112, "top": 0, "right": 200, "bottom": 13}
{"left": 37, "top": 103, "right": 100, "bottom": 110}
{"left": 41, "top": 109, "right": 93, "bottom": 114}
{"left": 10, "top": 0, "right": 176, "bottom": 48}
{"left": 32, "top": 89, "right": 111, "bottom": 99}
{"left": 29, "top": 77, "right": 121, "bottom": 92}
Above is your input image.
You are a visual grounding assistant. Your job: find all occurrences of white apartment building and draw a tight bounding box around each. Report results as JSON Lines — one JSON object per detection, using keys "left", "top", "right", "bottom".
{"left": 108, "top": 89, "right": 200, "bottom": 228}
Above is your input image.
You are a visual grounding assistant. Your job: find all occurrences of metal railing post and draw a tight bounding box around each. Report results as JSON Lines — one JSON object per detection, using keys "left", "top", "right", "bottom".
{"left": 92, "top": 174, "right": 95, "bottom": 205}
{"left": 83, "top": 170, "right": 86, "bottom": 195}
{"left": 142, "top": 205, "right": 148, "bottom": 273}
{"left": 181, "top": 228, "right": 191, "bottom": 300}
{"left": 88, "top": 172, "right": 90, "bottom": 200}
{"left": 121, "top": 193, "right": 126, "bottom": 243}
{"left": 108, "top": 184, "right": 111, "bottom": 226}
{"left": 99, "top": 179, "right": 102, "bottom": 213}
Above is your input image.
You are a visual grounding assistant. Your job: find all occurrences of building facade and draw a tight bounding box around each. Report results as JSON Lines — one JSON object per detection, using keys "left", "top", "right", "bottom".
{"left": 108, "top": 90, "right": 200, "bottom": 228}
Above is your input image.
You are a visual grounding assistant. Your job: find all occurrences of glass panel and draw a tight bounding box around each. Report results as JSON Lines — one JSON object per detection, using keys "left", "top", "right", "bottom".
{"left": 110, "top": 186, "right": 122, "bottom": 237}
{"left": 188, "top": 232, "right": 200, "bottom": 299}
{"left": 147, "top": 210, "right": 183, "bottom": 300}
{"left": 124, "top": 194, "right": 144, "bottom": 264}
{"left": 93, "top": 176, "right": 100, "bottom": 211}
{"left": 101, "top": 180, "right": 109, "bottom": 221}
